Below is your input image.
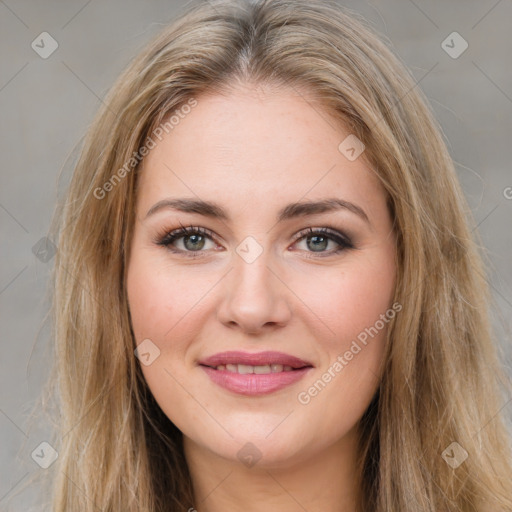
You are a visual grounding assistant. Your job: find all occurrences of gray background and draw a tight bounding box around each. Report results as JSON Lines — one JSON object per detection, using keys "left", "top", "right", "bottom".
{"left": 1, "top": 0, "right": 511, "bottom": 509}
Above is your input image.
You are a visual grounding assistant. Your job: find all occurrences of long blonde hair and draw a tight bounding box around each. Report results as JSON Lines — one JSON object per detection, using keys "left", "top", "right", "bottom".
{"left": 24, "top": 0, "right": 512, "bottom": 510}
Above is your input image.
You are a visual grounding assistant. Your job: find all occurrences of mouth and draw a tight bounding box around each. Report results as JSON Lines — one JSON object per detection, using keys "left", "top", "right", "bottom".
{"left": 198, "top": 351, "right": 314, "bottom": 395}
{"left": 200, "top": 363, "right": 304, "bottom": 373}
{"left": 198, "top": 350, "right": 314, "bottom": 372}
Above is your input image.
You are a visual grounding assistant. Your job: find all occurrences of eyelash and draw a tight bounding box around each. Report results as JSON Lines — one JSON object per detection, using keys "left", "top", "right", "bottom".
{"left": 154, "top": 223, "right": 355, "bottom": 259}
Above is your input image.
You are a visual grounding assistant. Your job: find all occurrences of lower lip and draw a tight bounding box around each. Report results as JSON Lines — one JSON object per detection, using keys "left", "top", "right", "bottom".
{"left": 200, "top": 365, "right": 313, "bottom": 396}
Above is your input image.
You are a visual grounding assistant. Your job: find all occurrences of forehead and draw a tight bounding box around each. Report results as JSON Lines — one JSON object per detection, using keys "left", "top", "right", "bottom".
{"left": 137, "top": 85, "right": 384, "bottom": 218}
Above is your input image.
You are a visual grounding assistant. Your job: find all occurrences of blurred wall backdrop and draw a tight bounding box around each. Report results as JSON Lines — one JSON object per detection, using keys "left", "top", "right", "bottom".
{"left": 1, "top": 0, "right": 511, "bottom": 509}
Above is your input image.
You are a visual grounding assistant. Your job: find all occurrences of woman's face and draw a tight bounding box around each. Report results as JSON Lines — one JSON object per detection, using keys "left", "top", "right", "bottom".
{"left": 126, "top": 83, "right": 396, "bottom": 469}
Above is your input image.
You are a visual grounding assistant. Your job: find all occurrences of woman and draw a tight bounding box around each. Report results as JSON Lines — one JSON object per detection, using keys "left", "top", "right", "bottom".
{"left": 36, "top": 0, "right": 512, "bottom": 510}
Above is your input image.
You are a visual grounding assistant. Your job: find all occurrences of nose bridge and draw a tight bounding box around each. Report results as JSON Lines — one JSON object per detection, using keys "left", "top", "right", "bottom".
{"left": 237, "top": 242, "right": 271, "bottom": 283}
{"left": 231, "top": 235, "right": 278, "bottom": 299}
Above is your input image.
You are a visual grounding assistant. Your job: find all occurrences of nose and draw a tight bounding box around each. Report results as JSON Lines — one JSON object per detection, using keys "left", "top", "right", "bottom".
{"left": 216, "top": 246, "right": 292, "bottom": 335}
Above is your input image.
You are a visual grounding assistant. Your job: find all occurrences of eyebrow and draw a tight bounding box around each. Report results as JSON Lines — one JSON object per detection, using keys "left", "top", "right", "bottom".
{"left": 145, "top": 197, "right": 370, "bottom": 225}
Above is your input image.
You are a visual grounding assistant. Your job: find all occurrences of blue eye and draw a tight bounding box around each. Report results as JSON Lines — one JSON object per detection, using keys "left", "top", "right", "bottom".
{"left": 293, "top": 226, "right": 354, "bottom": 257}
{"left": 156, "top": 225, "right": 218, "bottom": 258}
{"left": 155, "top": 224, "right": 354, "bottom": 258}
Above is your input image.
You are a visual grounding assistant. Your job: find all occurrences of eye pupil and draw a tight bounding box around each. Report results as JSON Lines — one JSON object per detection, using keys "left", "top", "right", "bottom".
{"left": 307, "top": 235, "right": 328, "bottom": 252}
{"left": 184, "top": 234, "right": 205, "bottom": 251}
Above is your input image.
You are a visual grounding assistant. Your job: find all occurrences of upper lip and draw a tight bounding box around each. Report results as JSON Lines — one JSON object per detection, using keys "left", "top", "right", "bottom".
{"left": 199, "top": 351, "right": 314, "bottom": 369}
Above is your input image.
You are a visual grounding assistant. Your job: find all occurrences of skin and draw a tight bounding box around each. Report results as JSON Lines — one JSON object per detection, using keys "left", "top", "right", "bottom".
{"left": 126, "top": 82, "right": 397, "bottom": 512}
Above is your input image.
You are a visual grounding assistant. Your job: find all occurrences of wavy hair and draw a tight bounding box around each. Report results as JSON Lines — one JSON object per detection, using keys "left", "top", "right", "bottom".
{"left": 22, "top": 0, "right": 512, "bottom": 510}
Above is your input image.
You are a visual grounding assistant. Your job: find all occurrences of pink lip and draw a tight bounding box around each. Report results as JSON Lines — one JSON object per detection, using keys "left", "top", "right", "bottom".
{"left": 199, "top": 350, "right": 313, "bottom": 369}
{"left": 198, "top": 351, "right": 314, "bottom": 396}
{"left": 200, "top": 366, "right": 313, "bottom": 395}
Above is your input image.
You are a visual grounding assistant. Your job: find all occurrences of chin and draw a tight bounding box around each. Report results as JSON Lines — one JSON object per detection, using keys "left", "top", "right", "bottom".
{"left": 193, "top": 429, "right": 312, "bottom": 470}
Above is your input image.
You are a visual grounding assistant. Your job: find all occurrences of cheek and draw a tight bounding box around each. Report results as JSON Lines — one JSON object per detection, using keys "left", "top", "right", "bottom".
{"left": 336, "top": 270, "right": 394, "bottom": 337}
{"left": 126, "top": 254, "right": 205, "bottom": 430}
{"left": 127, "top": 251, "right": 207, "bottom": 343}
{"left": 292, "top": 251, "right": 395, "bottom": 436}
{"left": 127, "top": 267, "right": 171, "bottom": 342}
{"left": 291, "top": 252, "right": 396, "bottom": 345}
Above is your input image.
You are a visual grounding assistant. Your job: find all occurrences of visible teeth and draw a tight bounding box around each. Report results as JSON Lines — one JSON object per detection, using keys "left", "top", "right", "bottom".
{"left": 254, "top": 365, "right": 271, "bottom": 374}
{"left": 237, "top": 364, "right": 253, "bottom": 374}
{"left": 216, "top": 363, "right": 295, "bottom": 373}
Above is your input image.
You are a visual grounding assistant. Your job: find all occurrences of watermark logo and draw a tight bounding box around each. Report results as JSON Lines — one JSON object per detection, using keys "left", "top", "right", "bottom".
{"left": 31, "top": 32, "right": 58, "bottom": 59}
{"left": 134, "top": 338, "right": 161, "bottom": 366}
{"left": 32, "top": 237, "right": 57, "bottom": 262}
{"left": 441, "top": 32, "right": 468, "bottom": 59}
{"left": 31, "top": 441, "right": 58, "bottom": 469}
{"left": 236, "top": 236, "right": 264, "bottom": 264}
{"left": 338, "top": 134, "right": 365, "bottom": 161}
{"left": 237, "top": 442, "right": 262, "bottom": 468}
{"left": 441, "top": 441, "right": 468, "bottom": 468}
